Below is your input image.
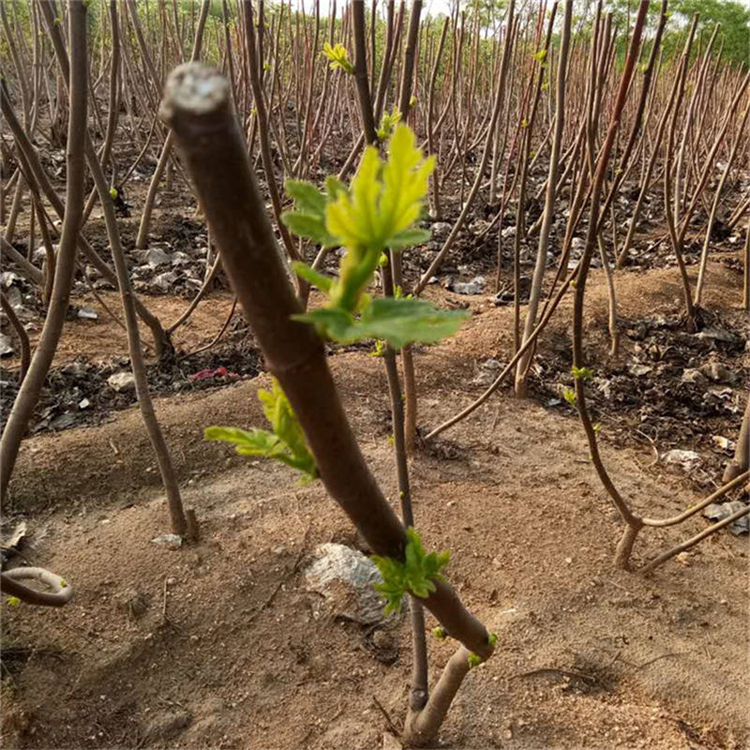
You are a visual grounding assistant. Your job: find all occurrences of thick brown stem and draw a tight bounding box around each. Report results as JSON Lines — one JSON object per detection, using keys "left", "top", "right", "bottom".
{"left": 614, "top": 521, "right": 642, "bottom": 571}
{"left": 352, "top": 0, "right": 378, "bottom": 144}
{"left": 39, "top": 0, "right": 189, "bottom": 537}
{"left": 571, "top": 2, "right": 649, "bottom": 555}
{"left": 661, "top": 16, "right": 700, "bottom": 325}
{"left": 404, "top": 645, "right": 474, "bottom": 746}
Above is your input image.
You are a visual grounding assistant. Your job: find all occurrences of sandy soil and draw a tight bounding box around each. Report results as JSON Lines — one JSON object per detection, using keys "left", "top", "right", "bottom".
{"left": 2, "top": 258, "right": 748, "bottom": 749}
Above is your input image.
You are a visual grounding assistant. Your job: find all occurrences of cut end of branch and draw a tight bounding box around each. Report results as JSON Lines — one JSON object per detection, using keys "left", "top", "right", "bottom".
{"left": 159, "top": 62, "right": 230, "bottom": 129}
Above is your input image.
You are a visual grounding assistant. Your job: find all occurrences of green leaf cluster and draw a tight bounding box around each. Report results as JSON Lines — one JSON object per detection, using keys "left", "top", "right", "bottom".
{"left": 371, "top": 527, "right": 450, "bottom": 614}
{"left": 205, "top": 379, "right": 317, "bottom": 480}
{"left": 322, "top": 42, "right": 354, "bottom": 74}
{"left": 282, "top": 125, "right": 468, "bottom": 348}
{"left": 571, "top": 365, "right": 593, "bottom": 381}
{"left": 377, "top": 108, "right": 402, "bottom": 142}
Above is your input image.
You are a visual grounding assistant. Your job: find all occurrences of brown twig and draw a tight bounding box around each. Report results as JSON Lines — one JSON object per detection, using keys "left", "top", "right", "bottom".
{"left": 512, "top": 667, "right": 600, "bottom": 686}
{"left": 372, "top": 695, "right": 401, "bottom": 738}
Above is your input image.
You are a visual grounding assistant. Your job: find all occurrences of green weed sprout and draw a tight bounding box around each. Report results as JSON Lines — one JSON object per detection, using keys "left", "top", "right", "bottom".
{"left": 369, "top": 340, "right": 386, "bottom": 358}
{"left": 282, "top": 124, "right": 468, "bottom": 348}
{"left": 371, "top": 527, "right": 450, "bottom": 614}
{"left": 432, "top": 625, "right": 448, "bottom": 640}
{"left": 205, "top": 378, "right": 317, "bottom": 481}
{"left": 563, "top": 387, "right": 577, "bottom": 405}
{"left": 5, "top": 596, "right": 21, "bottom": 607}
{"left": 322, "top": 42, "right": 354, "bottom": 74}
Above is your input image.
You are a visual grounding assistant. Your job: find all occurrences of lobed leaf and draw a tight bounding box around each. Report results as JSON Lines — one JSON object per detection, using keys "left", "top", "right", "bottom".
{"left": 282, "top": 179, "right": 338, "bottom": 247}
{"left": 293, "top": 298, "right": 468, "bottom": 349}
{"left": 357, "top": 298, "right": 468, "bottom": 349}
{"left": 205, "top": 380, "right": 317, "bottom": 480}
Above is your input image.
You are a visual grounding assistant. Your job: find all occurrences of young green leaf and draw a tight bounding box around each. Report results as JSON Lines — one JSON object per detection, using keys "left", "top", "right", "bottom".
{"left": 388, "top": 227, "right": 431, "bottom": 250}
{"left": 369, "top": 339, "right": 386, "bottom": 358}
{"left": 292, "top": 307, "right": 359, "bottom": 342}
{"left": 326, "top": 124, "right": 435, "bottom": 256}
{"left": 285, "top": 179, "right": 327, "bottom": 214}
{"left": 293, "top": 297, "right": 468, "bottom": 349}
{"left": 282, "top": 180, "right": 339, "bottom": 247}
{"left": 206, "top": 380, "right": 317, "bottom": 480}
{"left": 322, "top": 42, "right": 354, "bottom": 74}
{"left": 291, "top": 262, "right": 334, "bottom": 294}
{"left": 377, "top": 108, "right": 402, "bottom": 142}
{"left": 571, "top": 365, "right": 594, "bottom": 381}
{"left": 356, "top": 298, "right": 468, "bottom": 349}
{"left": 371, "top": 527, "right": 450, "bottom": 613}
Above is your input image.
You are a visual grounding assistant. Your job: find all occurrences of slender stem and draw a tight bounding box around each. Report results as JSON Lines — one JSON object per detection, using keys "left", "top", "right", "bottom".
{"left": 0, "top": 291, "right": 31, "bottom": 383}
{"left": 415, "top": 0, "right": 515, "bottom": 295}
{"left": 243, "top": 0, "right": 302, "bottom": 266}
{"left": 515, "top": 0, "right": 571, "bottom": 397}
{"left": 571, "top": 1, "right": 650, "bottom": 567}
{"left": 0, "top": 0, "right": 88, "bottom": 502}
{"left": 641, "top": 503, "right": 750, "bottom": 575}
